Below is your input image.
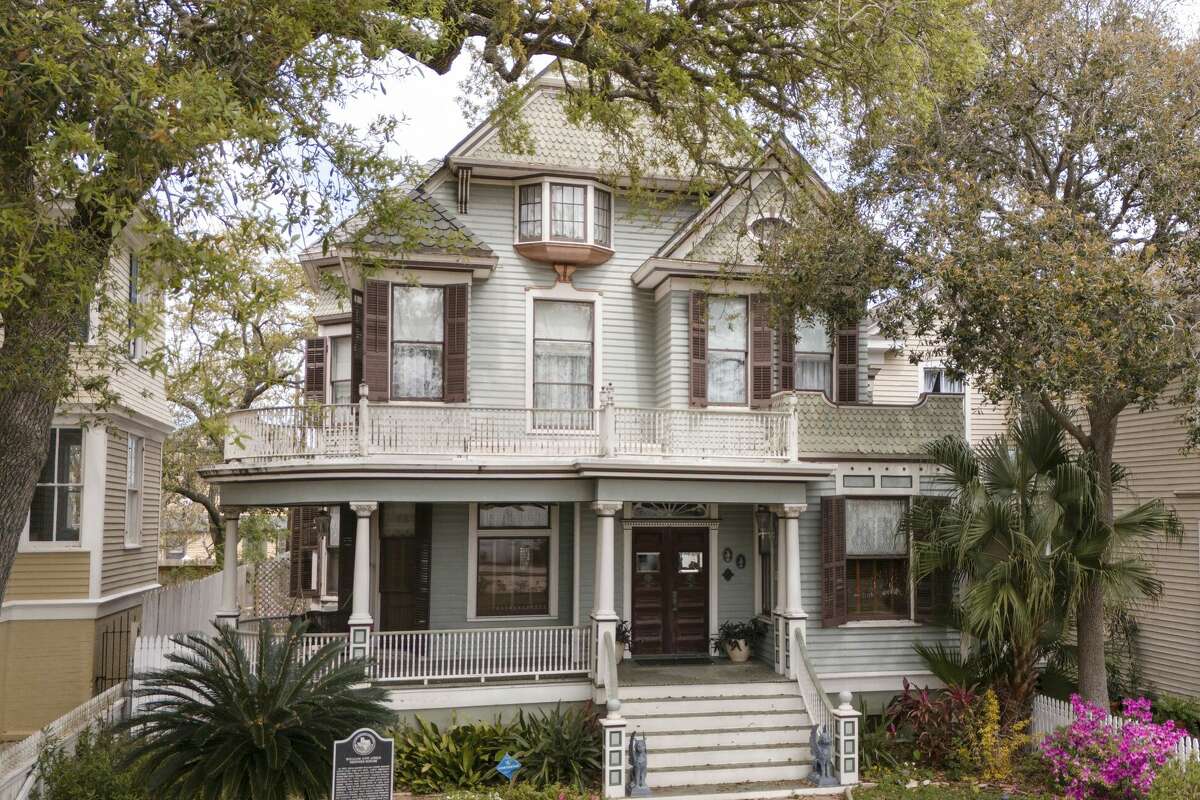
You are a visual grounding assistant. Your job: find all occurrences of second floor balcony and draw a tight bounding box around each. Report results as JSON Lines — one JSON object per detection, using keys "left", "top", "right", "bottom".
{"left": 220, "top": 390, "right": 965, "bottom": 467}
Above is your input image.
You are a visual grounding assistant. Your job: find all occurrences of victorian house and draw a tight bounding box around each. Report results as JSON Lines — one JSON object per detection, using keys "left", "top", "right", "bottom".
{"left": 200, "top": 68, "right": 967, "bottom": 796}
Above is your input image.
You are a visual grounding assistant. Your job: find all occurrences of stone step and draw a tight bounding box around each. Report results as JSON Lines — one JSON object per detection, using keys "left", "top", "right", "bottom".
{"left": 651, "top": 743, "right": 812, "bottom": 769}
{"left": 646, "top": 759, "right": 812, "bottom": 787}
{"left": 620, "top": 694, "right": 805, "bottom": 717}
{"left": 643, "top": 780, "right": 846, "bottom": 799}
{"left": 645, "top": 726, "right": 808, "bottom": 750}
{"left": 621, "top": 680, "right": 796, "bottom": 701}
{"left": 628, "top": 709, "right": 809, "bottom": 733}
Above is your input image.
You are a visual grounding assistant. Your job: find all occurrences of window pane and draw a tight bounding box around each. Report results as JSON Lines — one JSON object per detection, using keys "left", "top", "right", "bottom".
{"left": 58, "top": 487, "right": 81, "bottom": 542}
{"left": 476, "top": 536, "right": 550, "bottom": 616}
{"left": 478, "top": 503, "right": 551, "bottom": 529}
{"left": 550, "top": 184, "right": 586, "bottom": 241}
{"left": 707, "top": 297, "right": 747, "bottom": 349}
{"left": 391, "top": 343, "right": 444, "bottom": 399}
{"left": 331, "top": 381, "right": 352, "bottom": 404}
{"left": 594, "top": 189, "right": 612, "bottom": 246}
{"left": 29, "top": 486, "right": 54, "bottom": 541}
{"left": 534, "top": 339, "right": 592, "bottom": 384}
{"left": 795, "top": 355, "right": 831, "bottom": 393}
{"left": 846, "top": 498, "right": 909, "bottom": 556}
{"left": 848, "top": 558, "right": 909, "bottom": 619}
{"left": 534, "top": 383, "right": 593, "bottom": 411}
{"left": 519, "top": 184, "right": 542, "bottom": 241}
{"left": 534, "top": 300, "right": 593, "bottom": 341}
{"left": 708, "top": 351, "right": 747, "bottom": 404}
{"left": 392, "top": 286, "right": 444, "bottom": 342}
{"left": 58, "top": 429, "right": 82, "bottom": 485}
{"left": 331, "top": 336, "right": 351, "bottom": 382}
{"left": 795, "top": 320, "right": 830, "bottom": 353}
{"left": 127, "top": 437, "right": 142, "bottom": 489}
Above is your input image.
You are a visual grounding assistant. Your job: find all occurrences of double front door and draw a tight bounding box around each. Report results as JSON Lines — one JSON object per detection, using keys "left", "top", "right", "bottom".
{"left": 630, "top": 528, "right": 709, "bottom": 656}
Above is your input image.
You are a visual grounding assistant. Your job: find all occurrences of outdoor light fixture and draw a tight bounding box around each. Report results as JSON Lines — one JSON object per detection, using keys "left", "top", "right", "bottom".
{"left": 754, "top": 505, "right": 773, "bottom": 535}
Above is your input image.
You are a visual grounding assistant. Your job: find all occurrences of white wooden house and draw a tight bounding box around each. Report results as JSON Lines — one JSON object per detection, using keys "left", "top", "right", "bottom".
{"left": 199, "top": 67, "right": 966, "bottom": 797}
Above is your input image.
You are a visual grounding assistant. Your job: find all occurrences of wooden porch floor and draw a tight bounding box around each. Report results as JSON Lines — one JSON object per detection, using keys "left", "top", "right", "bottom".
{"left": 617, "top": 658, "right": 787, "bottom": 686}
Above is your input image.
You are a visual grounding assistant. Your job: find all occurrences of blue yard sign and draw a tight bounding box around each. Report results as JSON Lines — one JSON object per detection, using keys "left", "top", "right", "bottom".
{"left": 496, "top": 753, "right": 522, "bottom": 782}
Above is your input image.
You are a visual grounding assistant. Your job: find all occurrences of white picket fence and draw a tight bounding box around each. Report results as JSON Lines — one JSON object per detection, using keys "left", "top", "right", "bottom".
{"left": 0, "top": 684, "right": 127, "bottom": 800}
{"left": 1031, "top": 694, "right": 1200, "bottom": 761}
{"left": 140, "top": 564, "right": 251, "bottom": 637}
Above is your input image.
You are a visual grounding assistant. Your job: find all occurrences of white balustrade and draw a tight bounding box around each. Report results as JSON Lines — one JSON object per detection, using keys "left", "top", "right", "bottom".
{"left": 225, "top": 405, "right": 359, "bottom": 460}
{"left": 369, "top": 406, "right": 600, "bottom": 457}
{"left": 369, "top": 625, "right": 593, "bottom": 683}
{"left": 612, "top": 406, "right": 791, "bottom": 459}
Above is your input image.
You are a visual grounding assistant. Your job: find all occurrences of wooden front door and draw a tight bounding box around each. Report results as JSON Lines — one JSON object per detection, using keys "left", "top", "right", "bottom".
{"left": 378, "top": 504, "right": 431, "bottom": 631}
{"left": 630, "top": 528, "right": 709, "bottom": 656}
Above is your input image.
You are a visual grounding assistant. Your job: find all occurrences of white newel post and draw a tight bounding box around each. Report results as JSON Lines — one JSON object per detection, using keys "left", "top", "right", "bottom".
{"left": 602, "top": 698, "right": 628, "bottom": 799}
{"left": 348, "top": 501, "right": 378, "bottom": 667}
{"left": 215, "top": 506, "right": 243, "bottom": 626}
{"left": 780, "top": 503, "right": 808, "bottom": 677}
{"left": 591, "top": 501, "right": 621, "bottom": 689}
{"left": 773, "top": 508, "right": 788, "bottom": 675}
{"left": 357, "top": 384, "right": 370, "bottom": 455}
{"left": 599, "top": 383, "right": 615, "bottom": 457}
{"left": 833, "top": 691, "right": 862, "bottom": 785}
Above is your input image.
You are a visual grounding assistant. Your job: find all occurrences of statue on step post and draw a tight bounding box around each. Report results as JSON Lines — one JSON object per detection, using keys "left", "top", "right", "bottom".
{"left": 627, "top": 730, "right": 650, "bottom": 796}
{"left": 809, "top": 723, "right": 836, "bottom": 787}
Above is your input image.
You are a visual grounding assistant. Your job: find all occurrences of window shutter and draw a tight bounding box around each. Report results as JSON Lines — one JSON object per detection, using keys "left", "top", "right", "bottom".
{"left": 913, "top": 496, "right": 953, "bottom": 624}
{"left": 363, "top": 280, "right": 390, "bottom": 401}
{"left": 337, "top": 504, "right": 356, "bottom": 621}
{"left": 414, "top": 504, "right": 433, "bottom": 630}
{"left": 289, "top": 507, "right": 320, "bottom": 599}
{"left": 750, "top": 293, "right": 773, "bottom": 408}
{"left": 689, "top": 291, "right": 708, "bottom": 407}
{"left": 350, "top": 289, "right": 364, "bottom": 403}
{"left": 821, "top": 496, "right": 848, "bottom": 628}
{"left": 835, "top": 324, "right": 859, "bottom": 403}
{"left": 304, "top": 338, "right": 326, "bottom": 403}
{"left": 777, "top": 315, "right": 795, "bottom": 392}
{"left": 444, "top": 284, "right": 468, "bottom": 403}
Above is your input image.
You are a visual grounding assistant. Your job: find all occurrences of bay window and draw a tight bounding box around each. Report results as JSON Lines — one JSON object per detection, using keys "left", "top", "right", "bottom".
{"left": 532, "top": 299, "right": 594, "bottom": 428}
{"left": 512, "top": 180, "right": 614, "bottom": 256}
{"left": 707, "top": 296, "right": 748, "bottom": 405}
{"left": 550, "top": 184, "right": 587, "bottom": 241}
{"left": 472, "top": 503, "right": 556, "bottom": 618}
{"left": 391, "top": 285, "right": 444, "bottom": 400}
{"left": 29, "top": 428, "right": 83, "bottom": 543}
{"left": 593, "top": 189, "right": 612, "bottom": 246}
{"left": 794, "top": 319, "right": 833, "bottom": 395}
{"left": 518, "top": 184, "right": 542, "bottom": 242}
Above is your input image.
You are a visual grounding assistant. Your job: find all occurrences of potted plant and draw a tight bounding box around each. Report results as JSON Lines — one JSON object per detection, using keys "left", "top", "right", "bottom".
{"left": 615, "top": 619, "right": 632, "bottom": 661}
{"left": 711, "top": 620, "right": 757, "bottom": 663}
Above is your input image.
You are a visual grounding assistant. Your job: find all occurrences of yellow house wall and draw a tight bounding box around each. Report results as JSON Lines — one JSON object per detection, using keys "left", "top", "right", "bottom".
{"left": 2, "top": 552, "right": 90, "bottom": 602}
{"left": 0, "top": 619, "right": 95, "bottom": 741}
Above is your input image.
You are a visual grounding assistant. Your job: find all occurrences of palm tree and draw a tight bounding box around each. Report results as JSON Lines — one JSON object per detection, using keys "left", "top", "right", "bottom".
{"left": 909, "top": 407, "right": 1176, "bottom": 712}
{"left": 123, "top": 620, "right": 394, "bottom": 800}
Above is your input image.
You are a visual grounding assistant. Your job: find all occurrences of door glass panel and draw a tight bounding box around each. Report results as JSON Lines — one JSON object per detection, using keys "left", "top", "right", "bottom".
{"left": 636, "top": 552, "right": 660, "bottom": 573}
{"left": 677, "top": 551, "right": 703, "bottom": 573}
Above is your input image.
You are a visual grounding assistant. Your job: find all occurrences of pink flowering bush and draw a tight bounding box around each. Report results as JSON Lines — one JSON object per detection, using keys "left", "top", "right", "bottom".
{"left": 1041, "top": 694, "right": 1186, "bottom": 799}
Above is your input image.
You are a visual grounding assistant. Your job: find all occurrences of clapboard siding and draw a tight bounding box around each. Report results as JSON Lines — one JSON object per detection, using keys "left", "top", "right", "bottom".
{"left": 101, "top": 427, "right": 161, "bottom": 596}
{"left": 3, "top": 552, "right": 90, "bottom": 601}
{"left": 427, "top": 502, "right": 575, "bottom": 629}
{"left": 1111, "top": 400, "right": 1200, "bottom": 697}
{"left": 430, "top": 181, "right": 694, "bottom": 408}
{"left": 873, "top": 352, "right": 920, "bottom": 405}
{"left": 714, "top": 504, "right": 756, "bottom": 625}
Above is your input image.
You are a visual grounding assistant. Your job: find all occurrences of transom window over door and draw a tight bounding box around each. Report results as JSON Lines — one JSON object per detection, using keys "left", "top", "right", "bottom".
{"left": 29, "top": 428, "right": 83, "bottom": 543}
{"left": 391, "top": 285, "right": 444, "bottom": 400}
{"left": 533, "top": 299, "right": 594, "bottom": 428}
{"left": 707, "top": 295, "right": 748, "bottom": 405}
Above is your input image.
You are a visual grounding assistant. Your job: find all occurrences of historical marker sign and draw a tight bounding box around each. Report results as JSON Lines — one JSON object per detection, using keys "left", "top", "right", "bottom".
{"left": 332, "top": 728, "right": 394, "bottom": 800}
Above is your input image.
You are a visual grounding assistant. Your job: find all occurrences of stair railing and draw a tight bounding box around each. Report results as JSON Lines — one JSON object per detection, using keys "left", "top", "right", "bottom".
{"left": 791, "top": 628, "right": 861, "bottom": 785}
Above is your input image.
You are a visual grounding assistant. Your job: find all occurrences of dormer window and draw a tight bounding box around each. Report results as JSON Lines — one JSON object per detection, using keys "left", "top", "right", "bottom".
{"left": 513, "top": 179, "right": 615, "bottom": 266}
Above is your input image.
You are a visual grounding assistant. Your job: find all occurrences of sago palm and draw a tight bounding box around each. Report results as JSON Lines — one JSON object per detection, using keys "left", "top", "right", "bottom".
{"left": 122, "top": 619, "right": 394, "bottom": 800}
{"left": 909, "top": 407, "right": 1175, "bottom": 712}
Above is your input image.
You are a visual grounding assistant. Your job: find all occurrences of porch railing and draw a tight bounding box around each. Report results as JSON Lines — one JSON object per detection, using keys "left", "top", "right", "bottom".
{"left": 612, "top": 406, "right": 791, "bottom": 459}
{"left": 369, "top": 625, "right": 593, "bottom": 683}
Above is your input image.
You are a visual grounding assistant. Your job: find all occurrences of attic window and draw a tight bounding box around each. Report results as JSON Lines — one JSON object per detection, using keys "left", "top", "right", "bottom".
{"left": 748, "top": 216, "right": 788, "bottom": 244}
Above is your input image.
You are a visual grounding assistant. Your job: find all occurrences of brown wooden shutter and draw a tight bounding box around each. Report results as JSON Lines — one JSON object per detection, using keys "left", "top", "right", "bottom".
{"left": 337, "top": 504, "right": 356, "bottom": 621}
{"left": 750, "top": 293, "right": 773, "bottom": 408}
{"left": 414, "top": 504, "right": 433, "bottom": 630}
{"left": 820, "top": 496, "right": 848, "bottom": 628}
{"left": 777, "top": 315, "right": 795, "bottom": 392}
{"left": 304, "top": 338, "right": 326, "bottom": 403}
{"left": 443, "top": 284, "right": 468, "bottom": 403}
{"left": 289, "top": 507, "right": 320, "bottom": 599}
{"left": 835, "top": 324, "right": 859, "bottom": 403}
{"left": 350, "top": 289, "right": 364, "bottom": 403}
{"left": 913, "top": 496, "right": 953, "bottom": 624}
{"left": 689, "top": 291, "right": 708, "bottom": 407}
{"left": 363, "top": 280, "right": 389, "bottom": 401}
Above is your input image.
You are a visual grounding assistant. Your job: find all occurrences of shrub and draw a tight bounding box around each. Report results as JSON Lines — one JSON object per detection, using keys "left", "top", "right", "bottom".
{"left": 512, "top": 705, "right": 602, "bottom": 789}
{"left": 884, "top": 679, "right": 977, "bottom": 768}
{"left": 952, "top": 689, "right": 1030, "bottom": 781}
{"left": 1151, "top": 694, "right": 1200, "bottom": 738}
{"left": 32, "top": 727, "right": 147, "bottom": 800}
{"left": 1148, "top": 759, "right": 1200, "bottom": 800}
{"left": 1041, "top": 695, "right": 1186, "bottom": 800}
{"left": 392, "top": 717, "right": 514, "bottom": 793}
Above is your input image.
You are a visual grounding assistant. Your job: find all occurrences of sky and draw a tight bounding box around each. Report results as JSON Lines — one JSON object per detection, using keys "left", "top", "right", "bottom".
{"left": 333, "top": 3, "right": 1200, "bottom": 168}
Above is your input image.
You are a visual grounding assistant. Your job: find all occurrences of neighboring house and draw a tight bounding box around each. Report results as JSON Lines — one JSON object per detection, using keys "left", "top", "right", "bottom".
{"left": 0, "top": 235, "right": 170, "bottom": 741}
{"left": 200, "top": 68, "right": 965, "bottom": 795}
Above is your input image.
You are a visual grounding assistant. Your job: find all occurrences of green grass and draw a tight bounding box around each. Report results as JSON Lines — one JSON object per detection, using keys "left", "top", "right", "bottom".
{"left": 853, "top": 784, "right": 1049, "bottom": 799}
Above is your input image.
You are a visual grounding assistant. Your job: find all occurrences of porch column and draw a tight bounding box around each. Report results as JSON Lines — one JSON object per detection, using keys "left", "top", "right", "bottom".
{"left": 591, "top": 501, "right": 622, "bottom": 688}
{"left": 773, "top": 508, "right": 788, "bottom": 674}
{"left": 348, "top": 502, "right": 377, "bottom": 661}
{"left": 215, "top": 506, "right": 242, "bottom": 626}
{"left": 779, "top": 503, "right": 808, "bottom": 676}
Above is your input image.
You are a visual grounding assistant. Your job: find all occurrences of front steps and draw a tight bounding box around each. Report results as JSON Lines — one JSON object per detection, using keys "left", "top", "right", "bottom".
{"left": 619, "top": 677, "right": 816, "bottom": 794}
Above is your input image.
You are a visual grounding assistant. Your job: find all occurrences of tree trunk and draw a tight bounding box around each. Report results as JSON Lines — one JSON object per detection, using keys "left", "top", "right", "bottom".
{"left": 1077, "top": 415, "right": 1118, "bottom": 708}
{"left": 1009, "top": 640, "right": 1040, "bottom": 719}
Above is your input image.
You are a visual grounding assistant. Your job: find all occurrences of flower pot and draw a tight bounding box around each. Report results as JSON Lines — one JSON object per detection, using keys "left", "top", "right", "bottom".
{"left": 723, "top": 640, "right": 751, "bottom": 663}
